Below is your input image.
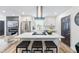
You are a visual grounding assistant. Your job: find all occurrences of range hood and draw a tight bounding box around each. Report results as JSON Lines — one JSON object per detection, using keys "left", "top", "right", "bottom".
{"left": 35, "top": 6, "right": 45, "bottom": 19}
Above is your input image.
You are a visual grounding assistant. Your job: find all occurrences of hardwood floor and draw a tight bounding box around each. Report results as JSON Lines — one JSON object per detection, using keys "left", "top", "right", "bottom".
{"left": 59, "top": 42, "right": 75, "bottom": 53}
{"left": 2, "top": 41, "right": 75, "bottom": 53}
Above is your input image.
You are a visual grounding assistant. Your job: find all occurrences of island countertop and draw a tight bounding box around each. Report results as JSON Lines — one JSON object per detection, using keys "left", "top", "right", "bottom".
{"left": 17, "top": 32, "right": 64, "bottom": 39}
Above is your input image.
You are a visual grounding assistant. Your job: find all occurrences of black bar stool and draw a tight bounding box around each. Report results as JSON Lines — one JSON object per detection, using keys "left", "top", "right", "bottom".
{"left": 16, "top": 41, "right": 30, "bottom": 53}
{"left": 44, "top": 41, "right": 57, "bottom": 53}
{"left": 31, "top": 41, "right": 43, "bottom": 53}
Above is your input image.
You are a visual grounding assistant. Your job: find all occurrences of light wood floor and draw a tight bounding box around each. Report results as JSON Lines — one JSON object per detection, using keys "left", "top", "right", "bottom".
{"left": 59, "top": 42, "right": 75, "bottom": 53}
{"left": 2, "top": 41, "right": 75, "bottom": 53}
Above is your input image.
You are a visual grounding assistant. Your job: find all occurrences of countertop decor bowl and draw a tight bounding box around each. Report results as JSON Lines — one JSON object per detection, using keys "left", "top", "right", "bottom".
{"left": 47, "top": 31, "right": 53, "bottom": 35}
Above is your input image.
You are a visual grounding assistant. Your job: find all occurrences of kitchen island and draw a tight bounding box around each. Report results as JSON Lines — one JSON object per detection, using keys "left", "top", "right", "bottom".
{"left": 16, "top": 32, "right": 64, "bottom": 53}
{"left": 17, "top": 32, "right": 64, "bottom": 39}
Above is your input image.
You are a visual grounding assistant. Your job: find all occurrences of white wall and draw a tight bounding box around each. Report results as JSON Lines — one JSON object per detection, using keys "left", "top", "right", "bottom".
{"left": 45, "top": 16, "right": 56, "bottom": 26}
{"left": 44, "top": 16, "right": 56, "bottom": 31}
{"left": 56, "top": 7, "right": 79, "bottom": 51}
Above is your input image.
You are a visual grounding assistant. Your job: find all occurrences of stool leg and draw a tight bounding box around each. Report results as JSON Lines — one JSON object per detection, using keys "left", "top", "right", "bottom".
{"left": 56, "top": 48, "right": 58, "bottom": 53}
{"left": 22, "top": 50, "right": 28, "bottom": 53}
{"left": 31, "top": 48, "right": 33, "bottom": 53}
{"left": 16, "top": 48, "right": 18, "bottom": 53}
{"left": 41, "top": 50, "right": 43, "bottom": 53}
{"left": 22, "top": 50, "right": 24, "bottom": 53}
{"left": 51, "top": 50, "right": 53, "bottom": 53}
{"left": 42, "top": 48, "right": 43, "bottom": 53}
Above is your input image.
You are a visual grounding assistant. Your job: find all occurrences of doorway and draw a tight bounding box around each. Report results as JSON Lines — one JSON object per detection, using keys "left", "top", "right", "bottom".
{"left": 61, "top": 15, "right": 70, "bottom": 47}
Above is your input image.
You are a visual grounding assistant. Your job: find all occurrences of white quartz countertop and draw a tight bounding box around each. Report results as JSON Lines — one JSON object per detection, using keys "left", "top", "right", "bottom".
{"left": 17, "top": 32, "right": 64, "bottom": 39}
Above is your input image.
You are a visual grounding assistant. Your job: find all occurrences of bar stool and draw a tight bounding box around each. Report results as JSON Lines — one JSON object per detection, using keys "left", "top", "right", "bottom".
{"left": 16, "top": 41, "right": 30, "bottom": 53}
{"left": 44, "top": 41, "right": 57, "bottom": 53}
{"left": 31, "top": 41, "right": 43, "bottom": 53}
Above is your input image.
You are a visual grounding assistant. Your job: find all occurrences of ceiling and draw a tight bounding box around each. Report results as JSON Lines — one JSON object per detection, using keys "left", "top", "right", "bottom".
{"left": 0, "top": 6, "right": 73, "bottom": 17}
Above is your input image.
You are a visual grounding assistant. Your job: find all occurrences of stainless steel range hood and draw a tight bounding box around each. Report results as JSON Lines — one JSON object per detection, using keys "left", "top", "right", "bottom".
{"left": 35, "top": 6, "right": 45, "bottom": 19}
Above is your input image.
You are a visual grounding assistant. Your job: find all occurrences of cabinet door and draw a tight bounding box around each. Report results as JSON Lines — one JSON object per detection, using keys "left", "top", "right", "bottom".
{"left": 61, "top": 16, "right": 70, "bottom": 47}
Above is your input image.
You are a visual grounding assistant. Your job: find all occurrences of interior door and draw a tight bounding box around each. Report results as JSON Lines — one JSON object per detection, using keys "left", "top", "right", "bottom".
{"left": 61, "top": 16, "right": 70, "bottom": 47}
{"left": 0, "top": 21, "right": 4, "bottom": 35}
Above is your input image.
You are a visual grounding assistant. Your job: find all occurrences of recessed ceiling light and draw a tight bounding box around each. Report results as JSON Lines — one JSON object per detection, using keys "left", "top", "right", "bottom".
{"left": 54, "top": 12, "right": 58, "bottom": 15}
{"left": 2, "top": 10, "right": 6, "bottom": 13}
{"left": 22, "top": 12, "right": 25, "bottom": 15}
